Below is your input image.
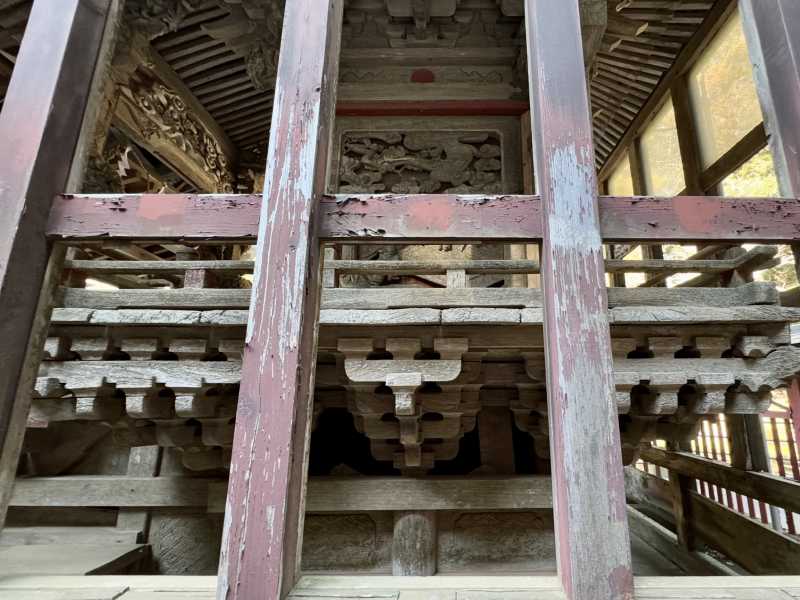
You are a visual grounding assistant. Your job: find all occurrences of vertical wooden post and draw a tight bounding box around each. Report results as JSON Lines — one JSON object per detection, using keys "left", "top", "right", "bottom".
{"left": 741, "top": 2, "right": 800, "bottom": 456}
{"left": 740, "top": 0, "right": 800, "bottom": 199}
{"left": 0, "top": 0, "right": 110, "bottom": 528}
{"left": 217, "top": 1, "right": 343, "bottom": 599}
{"left": 523, "top": 2, "right": 633, "bottom": 599}
{"left": 671, "top": 78, "right": 704, "bottom": 196}
{"left": 666, "top": 441, "right": 695, "bottom": 550}
{"left": 392, "top": 511, "right": 437, "bottom": 576}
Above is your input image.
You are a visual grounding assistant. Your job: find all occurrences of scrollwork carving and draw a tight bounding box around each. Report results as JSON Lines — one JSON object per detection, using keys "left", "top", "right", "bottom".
{"left": 122, "top": 74, "right": 234, "bottom": 192}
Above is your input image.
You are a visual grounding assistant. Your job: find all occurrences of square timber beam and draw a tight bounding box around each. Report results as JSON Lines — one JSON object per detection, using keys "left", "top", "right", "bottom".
{"left": 215, "top": 1, "right": 343, "bottom": 599}
{"left": 524, "top": 1, "right": 634, "bottom": 599}
{"left": 0, "top": 0, "right": 110, "bottom": 528}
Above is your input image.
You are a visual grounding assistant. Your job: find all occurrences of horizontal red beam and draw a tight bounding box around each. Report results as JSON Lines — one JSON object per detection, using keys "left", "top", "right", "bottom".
{"left": 48, "top": 194, "right": 261, "bottom": 242}
{"left": 47, "top": 193, "right": 800, "bottom": 243}
{"left": 336, "top": 100, "right": 531, "bottom": 117}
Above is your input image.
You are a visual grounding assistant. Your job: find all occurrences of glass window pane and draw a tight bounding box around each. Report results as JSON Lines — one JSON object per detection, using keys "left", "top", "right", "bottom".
{"left": 607, "top": 154, "right": 634, "bottom": 196}
{"left": 624, "top": 245, "right": 646, "bottom": 288}
{"left": 640, "top": 100, "right": 685, "bottom": 195}
{"left": 688, "top": 11, "right": 764, "bottom": 168}
{"left": 720, "top": 146, "right": 779, "bottom": 197}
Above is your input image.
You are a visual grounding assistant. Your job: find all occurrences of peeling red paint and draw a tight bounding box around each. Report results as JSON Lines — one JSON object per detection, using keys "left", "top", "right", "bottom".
{"left": 136, "top": 194, "right": 190, "bottom": 221}
{"left": 525, "top": 1, "right": 632, "bottom": 599}
{"left": 48, "top": 193, "right": 800, "bottom": 244}
{"left": 217, "top": 2, "right": 343, "bottom": 600}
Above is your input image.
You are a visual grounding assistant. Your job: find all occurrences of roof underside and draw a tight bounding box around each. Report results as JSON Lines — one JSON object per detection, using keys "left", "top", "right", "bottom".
{"left": 1, "top": 0, "right": 722, "bottom": 173}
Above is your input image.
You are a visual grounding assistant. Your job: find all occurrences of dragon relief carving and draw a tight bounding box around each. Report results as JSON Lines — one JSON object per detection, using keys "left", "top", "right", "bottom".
{"left": 338, "top": 131, "right": 503, "bottom": 194}
{"left": 122, "top": 75, "right": 234, "bottom": 192}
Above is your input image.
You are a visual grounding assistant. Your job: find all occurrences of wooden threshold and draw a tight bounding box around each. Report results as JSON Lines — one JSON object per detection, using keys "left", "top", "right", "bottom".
{"left": 1, "top": 576, "right": 800, "bottom": 599}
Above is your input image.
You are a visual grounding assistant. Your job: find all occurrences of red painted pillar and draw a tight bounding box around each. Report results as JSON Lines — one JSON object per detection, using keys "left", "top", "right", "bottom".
{"left": 523, "top": 1, "right": 634, "bottom": 599}
{"left": 216, "top": 1, "right": 343, "bottom": 599}
{"left": 0, "top": 0, "right": 110, "bottom": 528}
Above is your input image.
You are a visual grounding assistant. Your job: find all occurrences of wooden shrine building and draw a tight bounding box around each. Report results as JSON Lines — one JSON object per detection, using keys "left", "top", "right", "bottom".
{"left": 1, "top": 0, "right": 800, "bottom": 598}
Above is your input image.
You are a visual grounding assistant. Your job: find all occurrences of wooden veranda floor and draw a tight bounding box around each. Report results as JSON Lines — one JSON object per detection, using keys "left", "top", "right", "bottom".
{"left": 1, "top": 576, "right": 799, "bottom": 599}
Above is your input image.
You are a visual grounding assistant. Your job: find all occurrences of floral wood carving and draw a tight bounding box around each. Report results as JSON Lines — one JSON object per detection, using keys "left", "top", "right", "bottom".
{"left": 338, "top": 131, "right": 503, "bottom": 194}
{"left": 122, "top": 74, "right": 234, "bottom": 192}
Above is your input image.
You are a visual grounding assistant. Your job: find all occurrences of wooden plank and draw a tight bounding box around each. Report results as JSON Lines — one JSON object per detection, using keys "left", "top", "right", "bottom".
{"left": 0, "top": 589, "right": 131, "bottom": 600}
{"left": 740, "top": 0, "right": 800, "bottom": 200}
{"left": 58, "top": 281, "right": 781, "bottom": 311}
{"left": 626, "top": 506, "right": 733, "bottom": 576}
{"left": 116, "top": 446, "right": 161, "bottom": 542}
{"left": 10, "top": 476, "right": 552, "bottom": 514}
{"left": 336, "top": 100, "right": 530, "bottom": 116}
{"left": 0, "top": 0, "right": 110, "bottom": 529}
{"left": 689, "top": 490, "right": 800, "bottom": 574}
{"left": 0, "top": 526, "right": 139, "bottom": 546}
{"left": 640, "top": 446, "right": 800, "bottom": 514}
{"left": 523, "top": 1, "right": 633, "bottom": 599}
{"left": 0, "top": 544, "right": 147, "bottom": 576}
{"left": 48, "top": 194, "right": 262, "bottom": 242}
{"left": 6, "top": 575, "right": 800, "bottom": 596}
{"left": 597, "top": 196, "right": 800, "bottom": 243}
{"left": 9, "top": 477, "right": 213, "bottom": 508}
{"left": 327, "top": 258, "right": 762, "bottom": 276}
{"left": 65, "top": 260, "right": 255, "bottom": 274}
{"left": 306, "top": 476, "right": 551, "bottom": 514}
{"left": 216, "top": 1, "right": 344, "bottom": 599}
{"left": 47, "top": 193, "right": 800, "bottom": 243}
{"left": 47, "top": 304, "right": 800, "bottom": 328}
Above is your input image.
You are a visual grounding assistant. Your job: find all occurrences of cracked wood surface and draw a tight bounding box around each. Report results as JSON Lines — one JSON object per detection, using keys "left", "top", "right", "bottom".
{"left": 0, "top": 0, "right": 109, "bottom": 529}
{"left": 216, "top": 2, "right": 343, "bottom": 599}
{"left": 47, "top": 193, "right": 800, "bottom": 243}
{"left": 524, "top": 1, "right": 632, "bottom": 598}
{"left": 56, "top": 281, "right": 782, "bottom": 310}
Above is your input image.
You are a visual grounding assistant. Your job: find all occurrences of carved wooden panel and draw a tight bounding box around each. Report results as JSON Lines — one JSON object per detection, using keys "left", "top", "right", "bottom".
{"left": 330, "top": 117, "right": 521, "bottom": 194}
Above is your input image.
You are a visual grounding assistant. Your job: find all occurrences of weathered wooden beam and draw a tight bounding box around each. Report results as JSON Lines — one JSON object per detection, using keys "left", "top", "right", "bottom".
{"left": 626, "top": 505, "right": 734, "bottom": 576}
{"left": 216, "top": 1, "right": 343, "bottom": 599}
{"left": 63, "top": 256, "right": 772, "bottom": 276}
{"left": 640, "top": 446, "right": 800, "bottom": 515}
{"left": 12, "top": 476, "right": 553, "bottom": 513}
{"left": 10, "top": 477, "right": 213, "bottom": 508}
{"left": 47, "top": 193, "right": 800, "bottom": 243}
{"left": 336, "top": 99, "right": 530, "bottom": 116}
{"left": 0, "top": 0, "right": 109, "bottom": 529}
{"left": 635, "top": 469, "right": 800, "bottom": 574}
{"left": 597, "top": 196, "right": 800, "bottom": 243}
{"left": 524, "top": 1, "right": 633, "bottom": 599}
{"left": 690, "top": 489, "right": 800, "bottom": 574}
{"left": 57, "top": 280, "right": 782, "bottom": 311}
